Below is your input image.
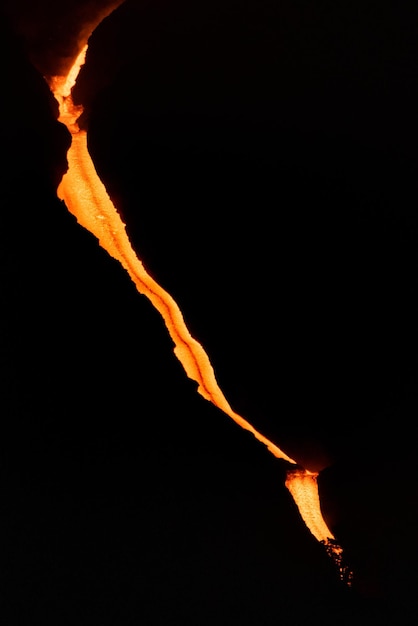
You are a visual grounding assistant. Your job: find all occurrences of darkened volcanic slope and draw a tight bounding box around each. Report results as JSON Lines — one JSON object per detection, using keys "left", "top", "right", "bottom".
{"left": 1, "top": 1, "right": 418, "bottom": 623}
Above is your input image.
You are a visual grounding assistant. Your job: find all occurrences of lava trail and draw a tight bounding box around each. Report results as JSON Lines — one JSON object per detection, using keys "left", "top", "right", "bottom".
{"left": 47, "top": 5, "right": 350, "bottom": 583}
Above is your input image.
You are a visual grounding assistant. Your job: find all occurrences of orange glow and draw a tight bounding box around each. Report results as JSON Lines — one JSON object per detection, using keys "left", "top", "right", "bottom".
{"left": 285, "top": 469, "right": 334, "bottom": 544}
{"left": 49, "top": 46, "right": 88, "bottom": 105}
{"left": 49, "top": 16, "right": 351, "bottom": 584}
{"left": 48, "top": 45, "right": 87, "bottom": 131}
{"left": 285, "top": 469, "right": 352, "bottom": 583}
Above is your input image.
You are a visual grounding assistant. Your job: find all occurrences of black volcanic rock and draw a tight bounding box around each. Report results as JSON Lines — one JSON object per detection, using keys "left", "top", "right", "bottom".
{"left": 0, "top": 0, "right": 126, "bottom": 76}
{"left": 0, "top": 15, "right": 70, "bottom": 191}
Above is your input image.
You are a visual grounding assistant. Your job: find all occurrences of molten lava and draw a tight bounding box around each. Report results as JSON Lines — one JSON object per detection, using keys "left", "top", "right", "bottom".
{"left": 51, "top": 43, "right": 296, "bottom": 467}
{"left": 48, "top": 9, "right": 350, "bottom": 584}
{"left": 285, "top": 469, "right": 352, "bottom": 584}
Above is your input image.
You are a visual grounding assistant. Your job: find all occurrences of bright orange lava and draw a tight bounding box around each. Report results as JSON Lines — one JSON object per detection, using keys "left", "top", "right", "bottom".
{"left": 52, "top": 46, "right": 297, "bottom": 467}
{"left": 285, "top": 470, "right": 334, "bottom": 543}
{"left": 49, "top": 19, "right": 351, "bottom": 584}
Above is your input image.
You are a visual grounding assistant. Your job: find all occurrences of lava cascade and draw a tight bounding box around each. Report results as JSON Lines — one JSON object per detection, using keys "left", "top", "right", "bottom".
{"left": 48, "top": 5, "right": 350, "bottom": 583}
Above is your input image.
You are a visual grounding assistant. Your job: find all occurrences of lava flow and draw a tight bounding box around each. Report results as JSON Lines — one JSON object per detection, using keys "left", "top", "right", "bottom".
{"left": 48, "top": 9, "right": 351, "bottom": 584}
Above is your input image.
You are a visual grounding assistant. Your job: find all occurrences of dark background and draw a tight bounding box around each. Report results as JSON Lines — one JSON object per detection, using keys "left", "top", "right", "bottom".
{"left": 1, "top": 1, "right": 418, "bottom": 624}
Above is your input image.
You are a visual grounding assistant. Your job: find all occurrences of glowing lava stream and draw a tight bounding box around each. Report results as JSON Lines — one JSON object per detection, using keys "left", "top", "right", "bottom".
{"left": 49, "top": 37, "right": 349, "bottom": 580}
{"left": 52, "top": 46, "right": 297, "bottom": 466}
